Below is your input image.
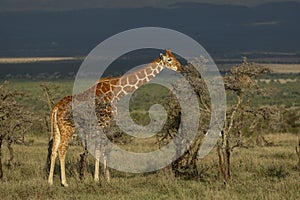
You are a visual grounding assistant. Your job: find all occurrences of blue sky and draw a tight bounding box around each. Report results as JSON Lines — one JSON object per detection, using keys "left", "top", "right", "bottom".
{"left": 1, "top": 0, "right": 299, "bottom": 11}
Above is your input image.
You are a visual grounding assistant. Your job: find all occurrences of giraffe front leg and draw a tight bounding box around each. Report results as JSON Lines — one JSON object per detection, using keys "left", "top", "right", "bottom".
{"left": 94, "top": 159, "right": 100, "bottom": 182}
{"left": 94, "top": 146, "right": 100, "bottom": 182}
{"left": 103, "top": 153, "right": 110, "bottom": 183}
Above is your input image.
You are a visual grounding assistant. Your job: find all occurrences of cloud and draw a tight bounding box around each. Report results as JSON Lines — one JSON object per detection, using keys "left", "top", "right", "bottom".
{"left": 0, "top": 0, "right": 300, "bottom": 12}
{"left": 247, "top": 21, "right": 283, "bottom": 27}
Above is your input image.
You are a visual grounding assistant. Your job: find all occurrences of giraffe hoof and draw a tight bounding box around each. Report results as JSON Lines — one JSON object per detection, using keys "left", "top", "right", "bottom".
{"left": 105, "top": 177, "right": 111, "bottom": 184}
{"left": 61, "top": 182, "right": 69, "bottom": 187}
{"left": 48, "top": 180, "right": 53, "bottom": 186}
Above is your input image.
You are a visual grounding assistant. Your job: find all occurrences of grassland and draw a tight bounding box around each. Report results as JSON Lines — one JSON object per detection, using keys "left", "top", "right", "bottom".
{"left": 0, "top": 70, "right": 299, "bottom": 199}
{"left": 0, "top": 134, "right": 299, "bottom": 200}
{"left": 263, "top": 64, "right": 300, "bottom": 74}
{"left": 0, "top": 57, "right": 82, "bottom": 64}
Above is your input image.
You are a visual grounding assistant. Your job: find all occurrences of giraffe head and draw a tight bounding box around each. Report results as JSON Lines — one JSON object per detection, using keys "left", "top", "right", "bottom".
{"left": 159, "top": 49, "right": 183, "bottom": 72}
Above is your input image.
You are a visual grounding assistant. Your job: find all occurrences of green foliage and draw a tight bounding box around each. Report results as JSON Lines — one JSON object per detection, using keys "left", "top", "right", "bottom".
{"left": 280, "top": 109, "right": 300, "bottom": 134}
{"left": 3, "top": 73, "right": 299, "bottom": 137}
{"left": 252, "top": 74, "right": 300, "bottom": 107}
{"left": 129, "top": 83, "right": 169, "bottom": 112}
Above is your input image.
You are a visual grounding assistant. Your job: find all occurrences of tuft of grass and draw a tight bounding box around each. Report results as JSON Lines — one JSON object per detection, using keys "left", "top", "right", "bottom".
{"left": 258, "top": 163, "right": 289, "bottom": 179}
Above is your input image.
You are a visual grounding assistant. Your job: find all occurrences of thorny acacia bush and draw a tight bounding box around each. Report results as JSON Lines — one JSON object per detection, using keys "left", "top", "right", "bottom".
{"left": 157, "top": 58, "right": 283, "bottom": 182}
{"left": 0, "top": 81, "right": 33, "bottom": 180}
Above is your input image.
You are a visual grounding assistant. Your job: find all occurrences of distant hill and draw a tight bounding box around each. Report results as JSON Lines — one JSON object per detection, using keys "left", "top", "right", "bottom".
{"left": 0, "top": 1, "right": 299, "bottom": 58}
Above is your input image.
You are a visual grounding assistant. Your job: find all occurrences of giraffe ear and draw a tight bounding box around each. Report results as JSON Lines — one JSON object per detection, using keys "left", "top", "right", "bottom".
{"left": 160, "top": 53, "right": 164, "bottom": 60}
{"left": 165, "top": 49, "right": 172, "bottom": 56}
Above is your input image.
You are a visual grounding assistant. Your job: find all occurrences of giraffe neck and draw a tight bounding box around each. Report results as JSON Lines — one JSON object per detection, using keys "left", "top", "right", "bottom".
{"left": 114, "top": 59, "right": 164, "bottom": 100}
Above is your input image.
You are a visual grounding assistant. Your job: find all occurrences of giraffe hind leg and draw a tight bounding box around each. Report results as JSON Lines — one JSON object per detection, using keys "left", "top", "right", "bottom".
{"left": 58, "top": 146, "right": 69, "bottom": 187}
{"left": 57, "top": 125, "right": 74, "bottom": 187}
{"left": 48, "top": 109, "right": 60, "bottom": 185}
{"left": 48, "top": 133, "right": 60, "bottom": 185}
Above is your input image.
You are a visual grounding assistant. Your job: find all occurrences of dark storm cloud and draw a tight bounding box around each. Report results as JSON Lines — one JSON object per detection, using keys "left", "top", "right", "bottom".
{"left": 1, "top": 0, "right": 299, "bottom": 11}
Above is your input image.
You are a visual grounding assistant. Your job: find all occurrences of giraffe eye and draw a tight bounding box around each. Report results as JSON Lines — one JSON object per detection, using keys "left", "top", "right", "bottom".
{"left": 167, "top": 58, "right": 172, "bottom": 62}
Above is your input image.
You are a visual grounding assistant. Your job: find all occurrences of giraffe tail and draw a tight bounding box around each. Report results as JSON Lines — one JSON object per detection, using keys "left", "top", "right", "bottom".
{"left": 49, "top": 107, "right": 58, "bottom": 141}
{"left": 50, "top": 109, "right": 54, "bottom": 140}
{"left": 46, "top": 107, "right": 57, "bottom": 173}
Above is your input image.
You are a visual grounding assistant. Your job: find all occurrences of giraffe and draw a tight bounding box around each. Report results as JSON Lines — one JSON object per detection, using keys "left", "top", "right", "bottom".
{"left": 47, "top": 49, "right": 183, "bottom": 187}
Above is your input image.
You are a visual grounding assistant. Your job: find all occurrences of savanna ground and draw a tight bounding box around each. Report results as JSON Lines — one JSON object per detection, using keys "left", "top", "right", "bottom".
{"left": 0, "top": 134, "right": 299, "bottom": 199}
{"left": 0, "top": 64, "right": 299, "bottom": 199}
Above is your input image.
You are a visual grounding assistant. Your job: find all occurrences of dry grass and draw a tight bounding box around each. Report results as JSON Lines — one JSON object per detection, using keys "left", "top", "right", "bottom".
{"left": 263, "top": 64, "right": 300, "bottom": 74}
{"left": 0, "top": 133, "right": 299, "bottom": 199}
{"left": 0, "top": 57, "right": 81, "bottom": 64}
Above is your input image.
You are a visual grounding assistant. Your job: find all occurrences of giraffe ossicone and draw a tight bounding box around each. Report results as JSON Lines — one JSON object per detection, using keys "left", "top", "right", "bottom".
{"left": 47, "top": 49, "right": 183, "bottom": 186}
